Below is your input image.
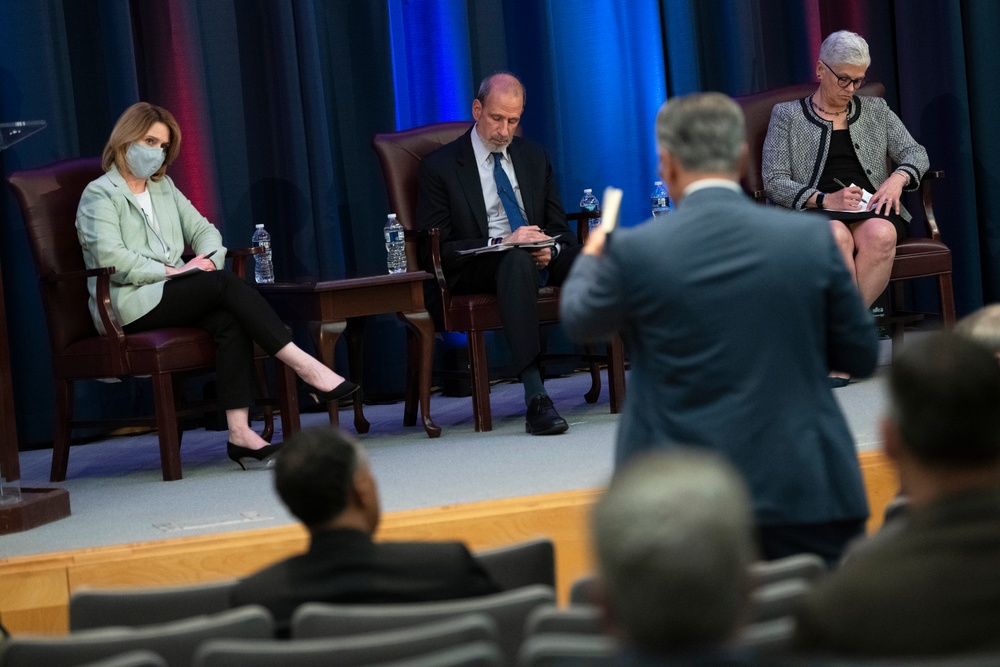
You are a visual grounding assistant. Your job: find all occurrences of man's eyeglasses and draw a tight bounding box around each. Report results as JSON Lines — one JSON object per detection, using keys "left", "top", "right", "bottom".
{"left": 821, "top": 60, "right": 866, "bottom": 89}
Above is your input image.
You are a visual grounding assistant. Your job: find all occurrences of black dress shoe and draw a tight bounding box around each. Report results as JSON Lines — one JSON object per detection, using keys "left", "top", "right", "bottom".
{"left": 525, "top": 395, "right": 569, "bottom": 435}
{"left": 303, "top": 379, "right": 359, "bottom": 404}
{"left": 228, "top": 442, "right": 283, "bottom": 471}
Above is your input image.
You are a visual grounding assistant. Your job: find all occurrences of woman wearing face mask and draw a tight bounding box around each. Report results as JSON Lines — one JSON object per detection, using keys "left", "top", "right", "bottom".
{"left": 76, "top": 102, "right": 357, "bottom": 470}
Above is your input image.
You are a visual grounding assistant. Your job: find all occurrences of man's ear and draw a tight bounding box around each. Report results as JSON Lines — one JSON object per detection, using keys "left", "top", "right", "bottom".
{"left": 472, "top": 98, "right": 483, "bottom": 121}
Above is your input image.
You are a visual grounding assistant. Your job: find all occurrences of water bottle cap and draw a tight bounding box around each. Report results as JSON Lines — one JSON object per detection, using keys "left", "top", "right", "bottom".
{"left": 388, "top": 213, "right": 397, "bottom": 219}
{"left": 255, "top": 223, "right": 264, "bottom": 228}
{"left": 583, "top": 188, "right": 592, "bottom": 194}
{"left": 654, "top": 181, "right": 663, "bottom": 186}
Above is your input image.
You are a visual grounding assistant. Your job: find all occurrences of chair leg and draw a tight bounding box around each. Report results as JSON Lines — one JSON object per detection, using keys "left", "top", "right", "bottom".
{"left": 50, "top": 379, "right": 74, "bottom": 482}
{"left": 583, "top": 344, "right": 601, "bottom": 404}
{"left": 890, "top": 282, "right": 906, "bottom": 362}
{"left": 607, "top": 333, "right": 626, "bottom": 414}
{"left": 403, "top": 328, "right": 419, "bottom": 427}
{"left": 468, "top": 331, "right": 492, "bottom": 432}
{"left": 151, "top": 373, "right": 183, "bottom": 481}
{"left": 939, "top": 272, "right": 957, "bottom": 325}
{"left": 274, "top": 358, "right": 300, "bottom": 438}
{"left": 253, "top": 356, "right": 275, "bottom": 442}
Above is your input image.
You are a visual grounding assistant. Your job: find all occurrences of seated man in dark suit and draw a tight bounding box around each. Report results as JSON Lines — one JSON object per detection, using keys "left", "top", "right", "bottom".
{"left": 417, "top": 72, "right": 581, "bottom": 435}
{"left": 793, "top": 332, "right": 1000, "bottom": 657}
{"left": 230, "top": 426, "right": 500, "bottom": 635}
{"left": 593, "top": 448, "right": 758, "bottom": 664}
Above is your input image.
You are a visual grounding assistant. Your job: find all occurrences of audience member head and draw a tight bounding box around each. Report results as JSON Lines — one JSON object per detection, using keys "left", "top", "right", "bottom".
{"left": 472, "top": 72, "right": 525, "bottom": 153}
{"left": 655, "top": 92, "right": 746, "bottom": 201}
{"left": 102, "top": 102, "right": 181, "bottom": 182}
{"left": 954, "top": 304, "right": 1000, "bottom": 358}
{"left": 592, "top": 448, "right": 757, "bottom": 654}
{"left": 818, "top": 30, "right": 871, "bottom": 68}
{"left": 883, "top": 332, "right": 1000, "bottom": 503}
{"left": 274, "top": 426, "right": 380, "bottom": 533}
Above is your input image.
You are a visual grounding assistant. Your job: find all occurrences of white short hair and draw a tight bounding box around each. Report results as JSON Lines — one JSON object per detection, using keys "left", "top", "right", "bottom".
{"left": 819, "top": 30, "right": 871, "bottom": 67}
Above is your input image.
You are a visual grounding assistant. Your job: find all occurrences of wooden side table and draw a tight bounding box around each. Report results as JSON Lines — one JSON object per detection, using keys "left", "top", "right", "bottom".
{"left": 258, "top": 272, "right": 441, "bottom": 438}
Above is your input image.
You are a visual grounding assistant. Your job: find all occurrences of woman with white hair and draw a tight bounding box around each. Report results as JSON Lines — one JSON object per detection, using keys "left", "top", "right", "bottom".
{"left": 763, "top": 31, "right": 929, "bottom": 323}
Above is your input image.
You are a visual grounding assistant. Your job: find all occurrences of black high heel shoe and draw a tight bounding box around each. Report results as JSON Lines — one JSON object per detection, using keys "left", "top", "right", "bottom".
{"left": 228, "top": 441, "right": 283, "bottom": 471}
{"left": 302, "top": 379, "right": 359, "bottom": 404}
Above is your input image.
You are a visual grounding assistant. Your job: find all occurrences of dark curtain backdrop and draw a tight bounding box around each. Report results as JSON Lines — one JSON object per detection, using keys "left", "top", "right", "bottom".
{"left": 0, "top": 0, "right": 996, "bottom": 449}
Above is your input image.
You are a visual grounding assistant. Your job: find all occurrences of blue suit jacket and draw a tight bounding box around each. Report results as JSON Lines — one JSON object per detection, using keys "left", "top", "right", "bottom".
{"left": 560, "top": 185, "right": 878, "bottom": 525}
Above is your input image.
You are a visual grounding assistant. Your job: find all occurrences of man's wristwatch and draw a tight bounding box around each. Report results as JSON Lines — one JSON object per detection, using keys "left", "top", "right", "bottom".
{"left": 815, "top": 192, "right": 827, "bottom": 210}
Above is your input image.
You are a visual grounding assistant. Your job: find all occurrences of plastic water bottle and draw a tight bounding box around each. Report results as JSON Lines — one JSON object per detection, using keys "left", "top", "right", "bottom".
{"left": 384, "top": 214, "right": 406, "bottom": 274}
{"left": 251, "top": 223, "right": 274, "bottom": 284}
{"left": 579, "top": 188, "right": 601, "bottom": 233}
{"left": 651, "top": 180, "right": 670, "bottom": 218}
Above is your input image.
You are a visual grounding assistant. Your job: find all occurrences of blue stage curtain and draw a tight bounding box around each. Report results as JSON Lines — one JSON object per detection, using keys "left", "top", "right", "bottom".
{"left": 0, "top": 0, "right": 997, "bottom": 446}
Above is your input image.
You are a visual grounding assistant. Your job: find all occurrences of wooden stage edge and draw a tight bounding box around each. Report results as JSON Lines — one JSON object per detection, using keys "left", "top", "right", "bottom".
{"left": 0, "top": 450, "right": 897, "bottom": 636}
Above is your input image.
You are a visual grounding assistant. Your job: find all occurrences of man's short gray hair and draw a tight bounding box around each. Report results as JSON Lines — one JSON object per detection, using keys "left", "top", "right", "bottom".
{"left": 592, "top": 448, "right": 756, "bottom": 653}
{"left": 818, "top": 30, "right": 871, "bottom": 68}
{"left": 655, "top": 92, "right": 745, "bottom": 174}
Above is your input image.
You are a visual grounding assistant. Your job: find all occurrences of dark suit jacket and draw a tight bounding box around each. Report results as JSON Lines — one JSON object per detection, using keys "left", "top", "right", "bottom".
{"left": 560, "top": 185, "right": 878, "bottom": 526}
{"left": 793, "top": 486, "right": 1000, "bottom": 657}
{"left": 230, "top": 528, "right": 500, "bottom": 635}
{"left": 416, "top": 127, "right": 576, "bottom": 287}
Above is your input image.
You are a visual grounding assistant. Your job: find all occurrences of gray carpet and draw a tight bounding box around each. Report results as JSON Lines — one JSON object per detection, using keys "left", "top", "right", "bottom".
{"left": 1, "top": 343, "right": 892, "bottom": 560}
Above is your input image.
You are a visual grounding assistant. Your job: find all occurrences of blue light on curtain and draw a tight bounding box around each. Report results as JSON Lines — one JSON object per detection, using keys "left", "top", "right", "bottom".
{"left": 388, "top": 0, "right": 474, "bottom": 129}
{"left": 537, "top": 0, "right": 666, "bottom": 228}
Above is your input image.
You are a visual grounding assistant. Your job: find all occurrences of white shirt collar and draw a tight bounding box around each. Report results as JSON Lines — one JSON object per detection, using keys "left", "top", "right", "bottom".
{"left": 683, "top": 178, "right": 742, "bottom": 197}
{"left": 470, "top": 125, "right": 508, "bottom": 166}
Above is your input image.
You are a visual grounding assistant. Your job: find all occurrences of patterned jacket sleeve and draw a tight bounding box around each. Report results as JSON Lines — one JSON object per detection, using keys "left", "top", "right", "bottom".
{"left": 884, "top": 104, "right": 928, "bottom": 191}
{"left": 762, "top": 102, "right": 815, "bottom": 210}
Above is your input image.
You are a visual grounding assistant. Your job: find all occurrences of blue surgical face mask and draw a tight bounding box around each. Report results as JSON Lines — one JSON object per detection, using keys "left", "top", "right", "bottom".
{"left": 125, "top": 142, "right": 166, "bottom": 180}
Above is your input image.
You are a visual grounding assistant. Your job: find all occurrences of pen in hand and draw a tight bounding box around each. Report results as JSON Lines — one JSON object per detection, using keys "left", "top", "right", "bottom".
{"left": 833, "top": 178, "right": 848, "bottom": 190}
{"left": 203, "top": 249, "right": 217, "bottom": 260}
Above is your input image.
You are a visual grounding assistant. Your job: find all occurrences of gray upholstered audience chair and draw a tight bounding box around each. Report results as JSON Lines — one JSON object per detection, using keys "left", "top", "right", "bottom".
{"left": 0, "top": 606, "right": 272, "bottom": 667}
{"left": 473, "top": 538, "right": 555, "bottom": 591}
{"left": 70, "top": 579, "right": 239, "bottom": 630}
{"left": 362, "top": 640, "right": 504, "bottom": 667}
{"left": 289, "top": 584, "right": 555, "bottom": 664}
{"left": 748, "top": 577, "right": 813, "bottom": 623}
{"left": 75, "top": 651, "right": 169, "bottom": 667}
{"left": 193, "top": 614, "right": 498, "bottom": 667}
{"left": 517, "top": 633, "right": 616, "bottom": 667}
{"left": 747, "top": 553, "right": 827, "bottom": 589}
{"left": 524, "top": 604, "right": 603, "bottom": 637}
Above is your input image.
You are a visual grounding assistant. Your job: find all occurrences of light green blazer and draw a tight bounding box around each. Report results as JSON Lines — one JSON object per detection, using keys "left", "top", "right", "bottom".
{"left": 76, "top": 165, "right": 226, "bottom": 333}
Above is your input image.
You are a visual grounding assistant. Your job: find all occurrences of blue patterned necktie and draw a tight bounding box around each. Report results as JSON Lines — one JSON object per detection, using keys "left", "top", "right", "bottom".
{"left": 492, "top": 152, "right": 527, "bottom": 231}
{"left": 491, "top": 152, "right": 547, "bottom": 285}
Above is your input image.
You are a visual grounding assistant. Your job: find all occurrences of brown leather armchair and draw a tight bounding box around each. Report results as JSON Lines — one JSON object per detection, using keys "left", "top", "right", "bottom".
{"left": 7, "top": 157, "right": 298, "bottom": 481}
{"left": 372, "top": 122, "right": 625, "bottom": 432}
{"left": 734, "top": 82, "right": 956, "bottom": 352}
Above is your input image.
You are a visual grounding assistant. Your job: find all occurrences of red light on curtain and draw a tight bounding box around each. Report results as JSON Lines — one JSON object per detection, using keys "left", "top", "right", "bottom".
{"left": 132, "top": 0, "right": 221, "bottom": 228}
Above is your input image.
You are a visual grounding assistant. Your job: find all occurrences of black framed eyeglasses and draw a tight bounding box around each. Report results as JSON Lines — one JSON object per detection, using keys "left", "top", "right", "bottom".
{"left": 821, "top": 60, "right": 866, "bottom": 89}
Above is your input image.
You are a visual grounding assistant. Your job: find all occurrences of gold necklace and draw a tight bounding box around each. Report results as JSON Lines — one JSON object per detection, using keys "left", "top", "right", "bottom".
{"left": 811, "top": 96, "right": 847, "bottom": 117}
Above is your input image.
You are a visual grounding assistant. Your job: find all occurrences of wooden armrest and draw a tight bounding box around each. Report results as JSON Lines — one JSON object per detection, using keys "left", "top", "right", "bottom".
{"left": 39, "top": 266, "right": 113, "bottom": 284}
{"left": 406, "top": 228, "right": 449, "bottom": 293}
{"left": 226, "top": 246, "right": 262, "bottom": 280}
{"left": 919, "top": 169, "right": 945, "bottom": 241}
{"left": 41, "top": 265, "right": 127, "bottom": 371}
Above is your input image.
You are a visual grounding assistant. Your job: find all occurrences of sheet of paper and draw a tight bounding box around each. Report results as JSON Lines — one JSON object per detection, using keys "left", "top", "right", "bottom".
{"left": 455, "top": 238, "right": 556, "bottom": 256}
{"left": 827, "top": 185, "right": 873, "bottom": 213}
{"left": 600, "top": 187, "right": 623, "bottom": 233}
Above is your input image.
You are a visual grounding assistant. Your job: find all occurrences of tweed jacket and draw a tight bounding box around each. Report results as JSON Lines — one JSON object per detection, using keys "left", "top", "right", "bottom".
{"left": 762, "top": 95, "right": 929, "bottom": 221}
{"left": 76, "top": 165, "right": 225, "bottom": 333}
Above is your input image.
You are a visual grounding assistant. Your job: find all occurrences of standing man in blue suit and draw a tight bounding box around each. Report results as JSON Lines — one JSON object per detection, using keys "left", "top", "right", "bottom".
{"left": 561, "top": 92, "right": 879, "bottom": 563}
{"left": 417, "top": 72, "right": 581, "bottom": 435}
